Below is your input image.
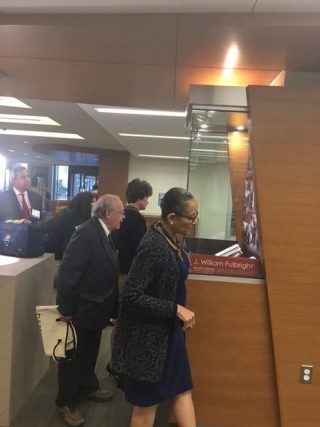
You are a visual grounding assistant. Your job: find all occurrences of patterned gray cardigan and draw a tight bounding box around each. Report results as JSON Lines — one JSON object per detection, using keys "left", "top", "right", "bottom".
{"left": 112, "top": 227, "right": 181, "bottom": 383}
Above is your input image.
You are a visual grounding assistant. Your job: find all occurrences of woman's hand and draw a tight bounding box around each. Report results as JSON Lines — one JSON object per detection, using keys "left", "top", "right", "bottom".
{"left": 176, "top": 304, "right": 196, "bottom": 330}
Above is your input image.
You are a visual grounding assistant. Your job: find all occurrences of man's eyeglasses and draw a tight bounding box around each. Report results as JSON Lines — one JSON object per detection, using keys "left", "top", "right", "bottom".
{"left": 174, "top": 211, "right": 198, "bottom": 224}
{"left": 111, "top": 209, "right": 125, "bottom": 216}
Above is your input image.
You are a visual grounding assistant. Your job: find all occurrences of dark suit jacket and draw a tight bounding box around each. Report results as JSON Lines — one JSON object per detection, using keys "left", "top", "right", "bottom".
{"left": 57, "top": 216, "right": 119, "bottom": 330}
{"left": 0, "top": 188, "right": 43, "bottom": 221}
{"left": 43, "top": 208, "right": 85, "bottom": 260}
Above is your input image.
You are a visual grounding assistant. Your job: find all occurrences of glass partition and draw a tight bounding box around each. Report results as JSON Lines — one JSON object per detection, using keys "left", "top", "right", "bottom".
{"left": 187, "top": 107, "right": 248, "bottom": 242}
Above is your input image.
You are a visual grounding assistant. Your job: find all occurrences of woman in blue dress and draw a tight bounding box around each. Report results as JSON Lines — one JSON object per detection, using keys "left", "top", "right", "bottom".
{"left": 112, "top": 187, "right": 198, "bottom": 427}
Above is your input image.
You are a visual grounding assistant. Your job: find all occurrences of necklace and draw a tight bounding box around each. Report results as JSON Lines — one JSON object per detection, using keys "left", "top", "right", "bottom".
{"left": 152, "top": 221, "right": 183, "bottom": 260}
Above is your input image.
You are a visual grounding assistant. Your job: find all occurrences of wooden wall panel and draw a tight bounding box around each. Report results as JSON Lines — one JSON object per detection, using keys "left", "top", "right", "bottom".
{"left": 98, "top": 150, "right": 129, "bottom": 203}
{"left": 187, "top": 278, "right": 279, "bottom": 427}
{"left": 247, "top": 86, "right": 320, "bottom": 427}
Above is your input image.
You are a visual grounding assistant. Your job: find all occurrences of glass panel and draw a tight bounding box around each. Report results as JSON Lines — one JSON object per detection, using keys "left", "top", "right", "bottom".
{"left": 85, "top": 175, "right": 97, "bottom": 192}
{"left": 53, "top": 165, "right": 69, "bottom": 200}
{"left": 188, "top": 108, "right": 248, "bottom": 241}
{"left": 0, "top": 154, "right": 6, "bottom": 191}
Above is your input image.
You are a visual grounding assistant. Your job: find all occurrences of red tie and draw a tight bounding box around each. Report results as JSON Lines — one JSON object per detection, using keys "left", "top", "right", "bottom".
{"left": 20, "top": 193, "right": 30, "bottom": 220}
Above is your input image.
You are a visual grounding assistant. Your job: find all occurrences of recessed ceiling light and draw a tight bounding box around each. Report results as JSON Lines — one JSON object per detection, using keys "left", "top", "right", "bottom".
{"left": 0, "top": 97, "right": 31, "bottom": 108}
{"left": 236, "top": 126, "right": 245, "bottom": 131}
{"left": 23, "top": 141, "right": 30, "bottom": 144}
{"left": 0, "top": 114, "right": 60, "bottom": 126}
{"left": 0, "top": 129, "right": 84, "bottom": 139}
{"left": 96, "top": 107, "right": 186, "bottom": 117}
{"left": 138, "top": 154, "right": 189, "bottom": 160}
{"left": 200, "top": 124, "right": 208, "bottom": 129}
{"left": 8, "top": 149, "right": 15, "bottom": 152}
{"left": 224, "top": 43, "right": 239, "bottom": 77}
{"left": 119, "top": 133, "right": 189, "bottom": 140}
{"left": 35, "top": 156, "right": 41, "bottom": 159}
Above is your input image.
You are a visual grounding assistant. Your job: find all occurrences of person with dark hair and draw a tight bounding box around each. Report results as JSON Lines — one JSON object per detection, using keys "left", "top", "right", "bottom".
{"left": 44, "top": 191, "right": 96, "bottom": 260}
{"left": 56, "top": 194, "right": 124, "bottom": 427}
{"left": 112, "top": 187, "right": 198, "bottom": 427}
{"left": 112, "top": 178, "right": 153, "bottom": 289}
{"left": 0, "top": 166, "right": 43, "bottom": 221}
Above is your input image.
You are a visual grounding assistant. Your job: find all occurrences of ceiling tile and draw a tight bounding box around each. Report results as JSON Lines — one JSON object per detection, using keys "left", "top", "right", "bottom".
{"left": 0, "top": 57, "right": 176, "bottom": 108}
{"left": 0, "top": 16, "right": 177, "bottom": 66}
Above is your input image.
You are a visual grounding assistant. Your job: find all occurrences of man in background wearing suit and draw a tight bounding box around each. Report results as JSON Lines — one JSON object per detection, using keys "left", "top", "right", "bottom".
{"left": 56, "top": 194, "right": 124, "bottom": 427}
{"left": 0, "top": 165, "right": 43, "bottom": 221}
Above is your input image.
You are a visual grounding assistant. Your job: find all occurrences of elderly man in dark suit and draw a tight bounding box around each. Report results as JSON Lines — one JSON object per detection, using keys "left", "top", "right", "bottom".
{"left": 0, "top": 165, "right": 43, "bottom": 221}
{"left": 55, "top": 194, "right": 124, "bottom": 427}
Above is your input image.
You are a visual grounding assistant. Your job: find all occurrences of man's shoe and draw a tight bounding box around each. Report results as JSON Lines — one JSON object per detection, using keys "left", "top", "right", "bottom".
{"left": 56, "top": 405, "right": 85, "bottom": 427}
{"left": 84, "top": 388, "right": 114, "bottom": 402}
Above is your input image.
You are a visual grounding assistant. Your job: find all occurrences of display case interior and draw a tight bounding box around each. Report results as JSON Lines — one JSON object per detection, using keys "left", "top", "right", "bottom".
{"left": 185, "top": 91, "right": 263, "bottom": 278}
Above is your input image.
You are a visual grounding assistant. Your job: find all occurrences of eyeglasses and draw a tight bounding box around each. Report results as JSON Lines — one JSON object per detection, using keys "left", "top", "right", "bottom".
{"left": 111, "top": 209, "right": 125, "bottom": 216}
{"left": 174, "top": 211, "right": 198, "bottom": 224}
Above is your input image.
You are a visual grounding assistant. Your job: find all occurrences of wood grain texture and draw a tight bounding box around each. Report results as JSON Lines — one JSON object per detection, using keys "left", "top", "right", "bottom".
{"left": 247, "top": 86, "right": 320, "bottom": 427}
{"left": 186, "top": 278, "right": 280, "bottom": 427}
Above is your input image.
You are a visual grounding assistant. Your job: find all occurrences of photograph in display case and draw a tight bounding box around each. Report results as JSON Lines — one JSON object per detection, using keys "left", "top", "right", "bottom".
{"left": 242, "top": 154, "right": 261, "bottom": 256}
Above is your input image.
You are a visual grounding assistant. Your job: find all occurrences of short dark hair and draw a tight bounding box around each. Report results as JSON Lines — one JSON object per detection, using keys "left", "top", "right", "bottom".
{"left": 69, "top": 191, "right": 95, "bottom": 221}
{"left": 126, "top": 178, "right": 153, "bottom": 203}
{"left": 160, "top": 187, "right": 194, "bottom": 221}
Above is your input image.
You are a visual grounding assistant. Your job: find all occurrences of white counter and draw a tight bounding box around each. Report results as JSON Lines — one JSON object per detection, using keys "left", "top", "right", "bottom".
{"left": 0, "top": 253, "right": 55, "bottom": 427}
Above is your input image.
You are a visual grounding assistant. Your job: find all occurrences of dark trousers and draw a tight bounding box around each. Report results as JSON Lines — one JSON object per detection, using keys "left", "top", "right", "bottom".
{"left": 56, "top": 326, "right": 102, "bottom": 407}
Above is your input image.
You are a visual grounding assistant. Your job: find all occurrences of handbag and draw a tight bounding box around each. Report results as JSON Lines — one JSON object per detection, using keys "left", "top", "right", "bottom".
{"left": 36, "top": 305, "right": 77, "bottom": 362}
{"left": 0, "top": 221, "right": 44, "bottom": 257}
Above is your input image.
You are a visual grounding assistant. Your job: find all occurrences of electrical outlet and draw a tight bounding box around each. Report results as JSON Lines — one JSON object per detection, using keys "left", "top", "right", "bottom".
{"left": 300, "top": 365, "right": 313, "bottom": 384}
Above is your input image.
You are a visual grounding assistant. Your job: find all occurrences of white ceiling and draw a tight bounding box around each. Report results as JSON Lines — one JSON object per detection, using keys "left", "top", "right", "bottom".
{"left": 1, "top": 0, "right": 320, "bottom": 13}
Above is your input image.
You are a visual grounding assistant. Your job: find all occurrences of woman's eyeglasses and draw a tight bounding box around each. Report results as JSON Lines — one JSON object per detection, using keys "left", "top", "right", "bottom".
{"left": 174, "top": 211, "right": 198, "bottom": 224}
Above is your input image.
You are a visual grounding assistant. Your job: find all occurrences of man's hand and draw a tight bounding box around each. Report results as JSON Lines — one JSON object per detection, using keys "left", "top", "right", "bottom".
{"left": 57, "top": 314, "right": 73, "bottom": 323}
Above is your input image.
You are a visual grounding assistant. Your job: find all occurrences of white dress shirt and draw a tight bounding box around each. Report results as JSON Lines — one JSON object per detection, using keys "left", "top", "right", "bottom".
{"left": 13, "top": 186, "right": 31, "bottom": 210}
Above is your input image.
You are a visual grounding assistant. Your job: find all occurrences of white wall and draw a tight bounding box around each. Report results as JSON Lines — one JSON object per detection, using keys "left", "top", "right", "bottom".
{"left": 188, "top": 161, "right": 231, "bottom": 239}
{"left": 128, "top": 155, "right": 188, "bottom": 215}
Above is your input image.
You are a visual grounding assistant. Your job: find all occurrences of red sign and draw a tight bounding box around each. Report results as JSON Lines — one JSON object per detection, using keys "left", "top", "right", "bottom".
{"left": 189, "top": 253, "right": 261, "bottom": 278}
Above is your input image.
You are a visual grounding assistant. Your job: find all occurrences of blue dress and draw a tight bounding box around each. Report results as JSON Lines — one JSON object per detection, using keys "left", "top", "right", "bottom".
{"left": 124, "top": 252, "right": 193, "bottom": 406}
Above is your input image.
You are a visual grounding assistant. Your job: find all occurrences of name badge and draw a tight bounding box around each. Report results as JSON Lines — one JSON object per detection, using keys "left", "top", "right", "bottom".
{"left": 31, "top": 209, "right": 41, "bottom": 219}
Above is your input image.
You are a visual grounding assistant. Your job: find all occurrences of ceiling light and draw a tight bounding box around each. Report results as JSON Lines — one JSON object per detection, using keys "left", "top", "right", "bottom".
{"left": 200, "top": 124, "right": 208, "bottom": 129}
{"left": 0, "top": 129, "right": 84, "bottom": 139}
{"left": 236, "top": 126, "right": 245, "bottom": 131}
{"left": 119, "top": 133, "right": 189, "bottom": 140}
{"left": 138, "top": 155, "right": 189, "bottom": 160}
{"left": 0, "top": 97, "right": 31, "bottom": 108}
{"left": 96, "top": 107, "right": 186, "bottom": 117}
{"left": 23, "top": 140, "right": 30, "bottom": 144}
{"left": 8, "top": 149, "right": 15, "bottom": 152}
{"left": 24, "top": 153, "right": 29, "bottom": 156}
{"left": 223, "top": 44, "right": 239, "bottom": 77}
{"left": 0, "top": 114, "right": 60, "bottom": 126}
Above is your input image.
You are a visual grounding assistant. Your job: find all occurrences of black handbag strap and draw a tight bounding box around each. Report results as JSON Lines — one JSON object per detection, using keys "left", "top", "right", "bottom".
{"left": 52, "top": 321, "right": 77, "bottom": 363}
